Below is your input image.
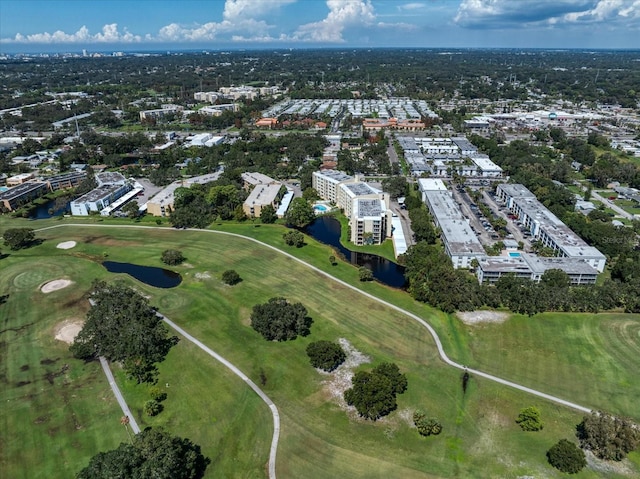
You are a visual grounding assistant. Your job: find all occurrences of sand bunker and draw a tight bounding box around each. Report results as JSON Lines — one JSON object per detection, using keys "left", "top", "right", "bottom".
{"left": 457, "top": 310, "right": 509, "bottom": 325}
{"left": 54, "top": 320, "right": 84, "bottom": 344}
{"left": 41, "top": 279, "right": 73, "bottom": 294}
{"left": 56, "top": 241, "right": 77, "bottom": 250}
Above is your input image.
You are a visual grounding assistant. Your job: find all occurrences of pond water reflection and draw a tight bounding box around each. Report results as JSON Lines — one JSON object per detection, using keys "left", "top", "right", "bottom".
{"left": 304, "top": 216, "right": 406, "bottom": 289}
{"left": 102, "top": 261, "right": 182, "bottom": 288}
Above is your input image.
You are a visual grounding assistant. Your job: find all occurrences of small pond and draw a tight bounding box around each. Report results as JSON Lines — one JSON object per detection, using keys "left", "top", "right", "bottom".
{"left": 29, "top": 199, "right": 69, "bottom": 219}
{"left": 304, "top": 216, "right": 407, "bottom": 289}
{"left": 102, "top": 261, "right": 182, "bottom": 288}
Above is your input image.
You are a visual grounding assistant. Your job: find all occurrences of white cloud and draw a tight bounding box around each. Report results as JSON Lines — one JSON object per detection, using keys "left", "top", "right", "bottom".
{"left": 1, "top": 24, "right": 142, "bottom": 44}
{"left": 454, "top": 0, "right": 640, "bottom": 28}
{"left": 1, "top": 0, "right": 295, "bottom": 44}
{"left": 293, "top": 0, "right": 376, "bottom": 42}
{"left": 223, "top": 0, "right": 297, "bottom": 21}
{"left": 397, "top": 2, "right": 427, "bottom": 12}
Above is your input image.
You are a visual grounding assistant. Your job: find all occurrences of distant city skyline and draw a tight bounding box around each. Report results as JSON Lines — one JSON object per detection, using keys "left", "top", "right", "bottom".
{"left": 1, "top": 0, "right": 638, "bottom": 53}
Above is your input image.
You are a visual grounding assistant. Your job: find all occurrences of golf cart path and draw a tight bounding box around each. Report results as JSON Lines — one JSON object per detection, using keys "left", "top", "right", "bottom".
{"left": 38, "top": 223, "right": 592, "bottom": 479}
{"left": 99, "top": 356, "right": 141, "bottom": 434}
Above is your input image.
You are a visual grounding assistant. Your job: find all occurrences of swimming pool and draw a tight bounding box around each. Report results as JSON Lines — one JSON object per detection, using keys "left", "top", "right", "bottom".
{"left": 313, "top": 204, "right": 329, "bottom": 213}
{"left": 508, "top": 252, "right": 521, "bottom": 258}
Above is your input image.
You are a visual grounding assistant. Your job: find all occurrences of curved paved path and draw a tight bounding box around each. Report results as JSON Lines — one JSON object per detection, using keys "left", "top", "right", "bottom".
{"left": 157, "top": 313, "right": 280, "bottom": 479}
{"left": 38, "top": 223, "right": 593, "bottom": 477}
{"left": 99, "top": 356, "right": 141, "bottom": 434}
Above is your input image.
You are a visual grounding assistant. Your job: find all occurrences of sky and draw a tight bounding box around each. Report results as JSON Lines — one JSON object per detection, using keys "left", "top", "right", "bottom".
{"left": 0, "top": 0, "right": 638, "bottom": 53}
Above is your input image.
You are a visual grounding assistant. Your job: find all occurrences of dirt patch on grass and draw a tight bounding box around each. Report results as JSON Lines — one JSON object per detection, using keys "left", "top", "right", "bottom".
{"left": 41, "top": 279, "right": 73, "bottom": 294}
{"left": 54, "top": 320, "right": 84, "bottom": 344}
{"left": 585, "top": 450, "right": 634, "bottom": 476}
{"left": 457, "top": 310, "right": 509, "bottom": 325}
{"left": 56, "top": 241, "right": 77, "bottom": 250}
{"left": 320, "top": 338, "right": 371, "bottom": 419}
{"left": 85, "top": 236, "right": 142, "bottom": 247}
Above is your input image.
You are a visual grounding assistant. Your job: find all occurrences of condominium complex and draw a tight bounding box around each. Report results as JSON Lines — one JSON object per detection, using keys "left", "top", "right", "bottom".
{"left": 70, "top": 172, "right": 133, "bottom": 216}
{"left": 477, "top": 253, "right": 599, "bottom": 284}
{"left": 146, "top": 173, "right": 221, "bottom": 217}
{"left": 240, "top": 172, "right": 287, "bottom": 218}
{"left": 0, "top": 181, "right": 48, "bottom": 212}
{"left": 397, "top": 136, "right": 503, "bottom": 178}
{"left": 496, "top": 184, "right": 606, "bottom": 272}
{"left": 312, "top": 170, "right": 392, "bottom": 245}
{"left": 419, "top": 179, "right": 486, "bottom": 268}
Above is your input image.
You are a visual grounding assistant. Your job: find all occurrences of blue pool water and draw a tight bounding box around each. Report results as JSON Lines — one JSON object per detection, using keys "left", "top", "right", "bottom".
{"left": 509, "top": 252, "right": 521, "bottom": 258}
{"left": 313, "top": 204, "right": 328, "bottom": 213}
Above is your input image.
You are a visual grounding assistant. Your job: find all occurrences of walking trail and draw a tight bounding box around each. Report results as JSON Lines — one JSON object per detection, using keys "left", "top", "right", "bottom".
{"left": 39, "top": 223, "right": 593, "bottom": 479}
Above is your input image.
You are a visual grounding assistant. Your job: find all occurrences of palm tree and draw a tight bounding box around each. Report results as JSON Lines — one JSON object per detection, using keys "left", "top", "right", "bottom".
{"left": 120, "top": 415, "right": 132, "bottom": 442}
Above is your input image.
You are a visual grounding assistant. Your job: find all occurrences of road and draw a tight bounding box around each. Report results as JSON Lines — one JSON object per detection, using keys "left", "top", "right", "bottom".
{"left": 38, "top": 223, "right": 596, "bottom": 477}
{"left": 591, "top": 190, "right": 635, "bottom": 220}
{"left": 99, "top": 356, "right": 141, "bottom": 434}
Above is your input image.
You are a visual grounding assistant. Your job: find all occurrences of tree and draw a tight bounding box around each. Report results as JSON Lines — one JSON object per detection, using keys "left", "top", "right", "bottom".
{"left": 577, "top": 411, "right": 640, "bottom": 461}
{"left": 143, "top": 400, "right": 163, "bottom": 417}
{"left": 260, "top": 204, "right": 277, "bottom": 224}
{"left": 302, "top": 187, "right": 320, "bottom": 202}
{"left": 283, "top": 230, "right": 305, "bottom": 247}
{"left": 344, "top": 363, "right": 407, "bottom": 420}
{"left": 344, "top": 371, "right": 397, "bottom": 420}
{"left": 358, "top": 266, "right": 374, "bottom": 282}
{"left": 284, "top": 197, "right": 315, "bottom": 228}
{"left": 120, "top": 200, "right": 140, "bottom": 218}
{"left": 306, "top": 340, "right": 346, "bottom": 372}
{"left": 77, "top": 428, "right": 210, "bottom": 479}
{"left": 516, "top": 406, "right": 544, "bottom": 431}
{"left": 413, "top": 410, "right": 443, "bottom": 436}
{"left": 372, "top": 362, "right": 408, "bottom": 395}
{"left": 408, "top": 208, "right": 437, "bottom": 244}
{"left": 221, "top": 269, "right": 241, "bottom": 285}
{"left": 547, "top": 439, "right": 586, "bottom": 474}
{"left": 381, "top": 176, "right": 408, "bottom": 199}
{"left": 250, "top": 297, "right": 312, "bottom": 341}
{"left": 70, "top": 281, "right": 179, "bottom": 383}
{"left": 329, "top": 255, "right": 336, "bottom": 266}
{"left": 2, "top": 228, "right": 36, "bottom": 250}
{"left": 161, "top": 249, "right": 185, "bottom": 266}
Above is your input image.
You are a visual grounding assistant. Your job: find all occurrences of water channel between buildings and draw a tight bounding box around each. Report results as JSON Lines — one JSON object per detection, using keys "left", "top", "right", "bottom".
{"left": 304, "top": 215, "right": 407, "bottom": 289}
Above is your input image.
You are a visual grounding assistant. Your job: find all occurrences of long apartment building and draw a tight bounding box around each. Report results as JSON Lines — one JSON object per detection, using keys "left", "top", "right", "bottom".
{"left": 70, "top": 172, "right": 132, "bottom": 216}
{"left": 240, "top": 172, "right": 287, "bottom": 219}
{"left": 0, "top": 181, "right": 48, "bottom": 212}
{"left": 496, "top": 184, "right": 606, "bottom": 272}
{"left": 398, "top": 136, "right": 503, "bottom": 179}
{"left": 147, "top": 172, "right": 221, "bottom": 217}
{"left": 312, "top": 170, "right": 392, "bottom": 245}
{"left": 419, "top": 178, "right": 486, "bottom": 269}
{"left": 477, "top": 253, "right": 599, "bottom": 285}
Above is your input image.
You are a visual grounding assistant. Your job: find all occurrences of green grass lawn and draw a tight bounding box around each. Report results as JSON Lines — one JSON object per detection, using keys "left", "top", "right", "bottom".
{"left": 1, "top": 219, "right": 639, "bottom": 478}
